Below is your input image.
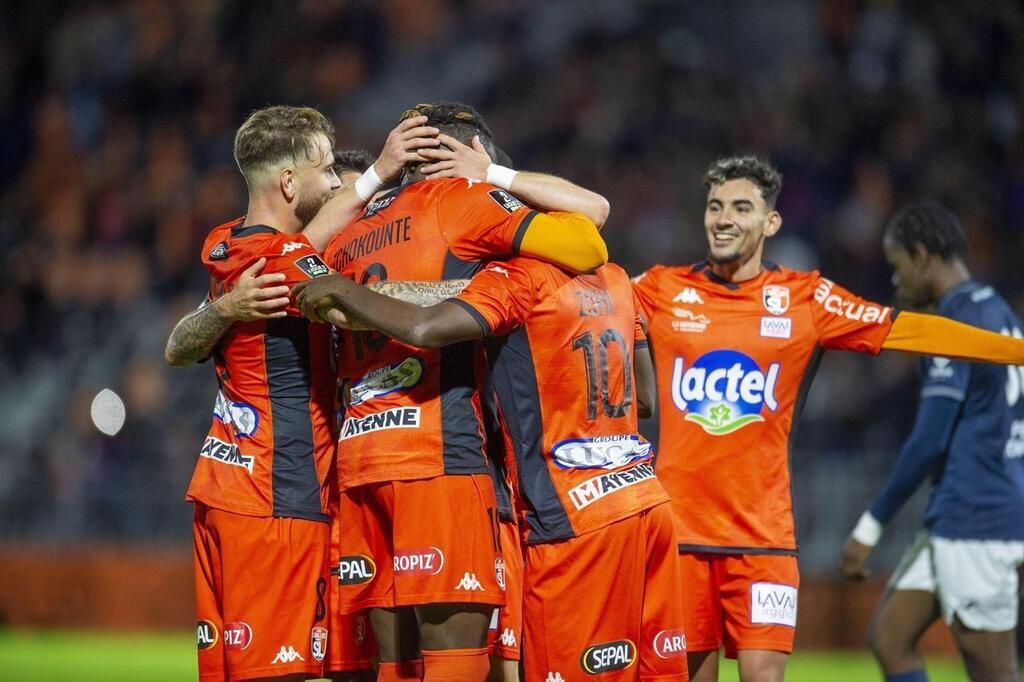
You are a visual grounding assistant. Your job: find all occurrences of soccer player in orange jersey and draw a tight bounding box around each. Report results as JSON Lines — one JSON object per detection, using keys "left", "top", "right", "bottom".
{"left": 629, "top": 156, "right": 1024, "bottom": 682}
{"left": 317, "top": 102, "right": 612, "bottom": 681}
{"left": 293, "top": 253, "right": 689, "bottom": 682}
{"left": 166, "top": 109, "right": 439, "bottom": 682}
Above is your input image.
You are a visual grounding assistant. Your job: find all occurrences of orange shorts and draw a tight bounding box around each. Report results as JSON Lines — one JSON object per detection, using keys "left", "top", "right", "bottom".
{"left": 193, "top": 503, "right": 329, "bottom": 681}
{"left": 488, "top": 518, "right": 523, "bottom": 660}
{"left": 335, "top": 473, "right": 506, "bottom": 613}
{"left": 523, "top": 502, "right": 688, "bottom": 681}
{"left": 678, "top": 551, "right": 798, "bottom": 658}
{"left": 326, "top": 504, "right": 378, "bottom": 673}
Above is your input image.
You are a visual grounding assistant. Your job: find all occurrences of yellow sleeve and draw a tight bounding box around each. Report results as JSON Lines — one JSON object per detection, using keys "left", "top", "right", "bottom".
{"left": 517, "top": 211, "right": 609, "bottom": 274}
{"left": 882, "top": 311, "right": 1024, "bottom": 363}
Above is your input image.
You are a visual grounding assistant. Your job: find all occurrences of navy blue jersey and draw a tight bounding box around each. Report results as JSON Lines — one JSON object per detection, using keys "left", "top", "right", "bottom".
{"left": 922, "top": 281, "right": 1024, "bottom": 539}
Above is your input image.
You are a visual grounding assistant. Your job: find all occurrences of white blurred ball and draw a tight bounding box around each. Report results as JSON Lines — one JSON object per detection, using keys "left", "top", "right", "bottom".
{"left": 91, "top": 388, "right": 126, "bottom": 436}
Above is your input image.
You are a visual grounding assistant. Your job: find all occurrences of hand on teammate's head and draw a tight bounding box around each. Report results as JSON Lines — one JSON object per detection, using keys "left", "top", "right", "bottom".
{"left": 418, "top": 134, "right": 492, "bottom": 182}
{"left": 374, "top": 115, "right": 442, "bottom": 182}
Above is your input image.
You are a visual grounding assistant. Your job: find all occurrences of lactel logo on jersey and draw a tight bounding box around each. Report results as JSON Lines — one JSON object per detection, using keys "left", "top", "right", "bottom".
{"left": 340, "top": 407, "right": 420, "bottom": 440}
{"left": 350, "top": 358, "right": 423, "bottom": 406}
{"left": 671, "top": 350, "right": 780, "bottom": 436}
{"left": 551, "top": 434, "right": 651, "bottom": 470}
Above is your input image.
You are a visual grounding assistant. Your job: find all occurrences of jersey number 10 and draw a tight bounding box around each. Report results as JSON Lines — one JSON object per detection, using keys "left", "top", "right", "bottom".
{"left": 572, "top": 329, "right": 633, "bottom": 420}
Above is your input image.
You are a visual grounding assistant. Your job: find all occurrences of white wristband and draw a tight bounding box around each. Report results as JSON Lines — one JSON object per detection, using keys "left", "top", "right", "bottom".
{"left": 354, "top": 164, "right": 384, "bottom": 202}
{"left": 486, "top": 164, "right": 518, "bottom": 191}
{"left": 851, "top": 511, "right": 883, "bottom": 547}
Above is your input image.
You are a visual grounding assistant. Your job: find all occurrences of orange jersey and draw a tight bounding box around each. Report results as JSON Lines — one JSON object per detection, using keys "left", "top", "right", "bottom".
{"left": 322, "top": 179, "right": 539, "bottom": 489}
{"left": 632, "top": 261, "right": 896, "bottom": 553}
{"left": 185, "top": 218, "right": 337, "bottom": 521}
{"left": 455, "top": 258, "right": 670, "bottom": 543}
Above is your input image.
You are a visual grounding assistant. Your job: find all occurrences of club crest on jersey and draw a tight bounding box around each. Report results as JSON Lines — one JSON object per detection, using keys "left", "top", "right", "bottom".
{"left": 208, "top": 241, "right": 228, "bottom": 260}
{"left": 762, "top": 285, "right": 789, "bottom": 315}
{"left": 350, "top": 358, "right": 423, "bottom": 406}
{"left": 670, "top": 350, "right": 780, "bottom": 436}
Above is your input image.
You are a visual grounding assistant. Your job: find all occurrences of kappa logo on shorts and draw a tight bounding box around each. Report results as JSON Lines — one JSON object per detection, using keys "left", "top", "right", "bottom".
{"left": 223, "top": 622, "right": 253, "bottom": 651}
{"left": 294, "top": 253, "right": 331, "bottom": 279}
{"left": 567, "top": 462, "right": 656, "bottom": 510}
{"left": 455, "top": 572, "right": 484, "bottom": 591}
{"left": 271, "top": 645, "right": 305, "bottom": 664}
{"left": 340, "top": 407, "right": 421, "bottom": 440}
{"left": 200, "top": 436, "right": 254, "bottom": 473}
{"left": 487, "top": 188, "right": 525, "bottom": 213}
{"left": 580, "top": 640, "right": 637, "bottom": 675}
{"left": 336, "top": 555, "right": 376, "bottom": 585}
{"left": 652, "top": 628, "right": 687, "bottom": 658}
{"left": 546, "top": 674, "right": 566, "bottom": 682}
{"left": 750, "top": 582, "right": 797, "bottom": 627}
{"left": 394, "top": 547, "right": 445, "bottom": 576}
{"left": 310, "top": 626, "right": 327, "bottom": 662}
{"left": 499, "top": 628, "right": 518, "bottom": 647}
{"left": 197, "top": 620, "right": 218, "bottom": 650}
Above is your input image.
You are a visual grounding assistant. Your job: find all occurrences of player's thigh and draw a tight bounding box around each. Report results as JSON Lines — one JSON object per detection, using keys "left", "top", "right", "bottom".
{"left": 369, "top": 606, "right": 420, "bottom": 663}
{"left": 209, "top": 508, "right": 330, "bottom": 681}
{"left": 675, "top": 552, "right": 721, "bottom": 654}
{"left": 638, "top": 503, "right": 688, "bottom": 680}
{"left": 415, "top": 602, "right": 495, "bottom": 650}
{"left": 391, "top": 474, "right": 505, "bottom": 609}
{"left": 867, "top": 588, "right": 939, "bottom": 662}
{"left": 950, "top": 617, "right": 1020, "bottom": 682}
{"left": 719, "top": 554, "right": 798, "bottom": 660}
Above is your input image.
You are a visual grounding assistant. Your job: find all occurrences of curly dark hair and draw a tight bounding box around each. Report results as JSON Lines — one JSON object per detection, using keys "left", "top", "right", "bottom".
{"left": 885, "top": 201, "right": 967, "bottom": 261}
{"left": 400, "top": 101, "right": 497, "bottom": 159}
{"left": 332, "top": 149, "right": 374, "bottom": 175}
{"left": 703, "top": 156, "right": 783, "bottom": 208}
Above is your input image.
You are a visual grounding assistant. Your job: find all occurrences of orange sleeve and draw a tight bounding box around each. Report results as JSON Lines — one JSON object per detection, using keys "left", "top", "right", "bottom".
{"left": 883, "top": 311, "right": 1024, "bottom": 364}
{"left": 438, "top": 181, "right": 537, "bottom": 260}
{"left": 630, "top": 266, "right": 662, "bottom": 322}
{"left": 516, "top": 211, "right": 608, "bottom": 273}
{"left": 809, "top": 274, "right": 895, "bottom": 353}
{"left": 452, "top": 259, "right": 537, "bottom": 335}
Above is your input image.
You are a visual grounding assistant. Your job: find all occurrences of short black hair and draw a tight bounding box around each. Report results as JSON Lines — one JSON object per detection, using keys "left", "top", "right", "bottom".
{"left": 400, "top": 101, "right": 497, "bottom": 159}
{"left": 703, "top": 156, "right": 783, "bottom": 208}
{"left": 885, "top": 201, "right": 968, "bottom": 262}
{"left": 333, "top": 149, "right": 374, "bottom": 175}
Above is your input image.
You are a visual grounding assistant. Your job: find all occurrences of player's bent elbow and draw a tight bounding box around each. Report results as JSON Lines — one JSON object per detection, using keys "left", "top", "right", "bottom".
{"left": 164, "top": 345, "right": 190, "bottom": 368}
{"left": 590, "top": 195, "right": 611, "bottom": 229}
{"left": 577, "top": 236, "right": 609, "bottom": 272}
{"left": 406, "top": 321, "right": 445, "bottom": 350}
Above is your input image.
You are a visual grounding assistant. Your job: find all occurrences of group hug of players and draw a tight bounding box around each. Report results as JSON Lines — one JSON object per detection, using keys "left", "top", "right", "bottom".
{"left": 168, "top": 101, "right": 1024, "bottom": 682}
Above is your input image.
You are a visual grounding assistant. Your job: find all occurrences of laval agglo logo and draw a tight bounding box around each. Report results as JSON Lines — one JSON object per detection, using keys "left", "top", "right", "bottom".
{"left": 671, "top": 350, "right": 780, "bottom": 435}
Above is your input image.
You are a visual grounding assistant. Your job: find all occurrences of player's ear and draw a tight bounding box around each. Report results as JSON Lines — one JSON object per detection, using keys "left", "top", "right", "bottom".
{"left": 911, "top": 241, "right": 930, "bottom": 267}
{"left": 764, "top": 210, "right": 782, "bottom": 238}
{"left": 280, "top": 168, "right": 296, "bottom": 201}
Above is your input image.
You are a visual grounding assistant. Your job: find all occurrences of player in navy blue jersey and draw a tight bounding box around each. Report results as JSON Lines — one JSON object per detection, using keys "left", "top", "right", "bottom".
{"left": 840, "top": 202, "right": 1024, "bottom": 682}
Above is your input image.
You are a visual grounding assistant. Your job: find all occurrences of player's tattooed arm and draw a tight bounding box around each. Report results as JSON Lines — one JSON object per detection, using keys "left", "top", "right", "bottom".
{"left": 366, "top": 280, "right": 469, "bottom": 306}
{"left": 165, "top": 258, "right": 290, "bottom": 367}
{"left": 293, "top": 274, "right": 481, "bottom": 348}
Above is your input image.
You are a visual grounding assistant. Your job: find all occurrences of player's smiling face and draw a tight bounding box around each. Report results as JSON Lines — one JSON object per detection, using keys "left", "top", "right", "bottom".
{"left": 703, "top": 179, "right": 780, "bottom": 266}
{"left": 293, "top": 133, "right": 341, "bottom": 226}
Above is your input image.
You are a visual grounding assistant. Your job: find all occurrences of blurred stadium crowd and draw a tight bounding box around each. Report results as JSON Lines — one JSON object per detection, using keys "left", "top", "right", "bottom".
{"left": 1, "top": 0, "right": 1022, "bottom": 574}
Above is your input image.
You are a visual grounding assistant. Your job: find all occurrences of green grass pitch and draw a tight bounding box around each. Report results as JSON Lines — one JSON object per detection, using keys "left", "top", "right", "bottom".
{"left": 0, "top": 629, "right": 969, "bottom": 680}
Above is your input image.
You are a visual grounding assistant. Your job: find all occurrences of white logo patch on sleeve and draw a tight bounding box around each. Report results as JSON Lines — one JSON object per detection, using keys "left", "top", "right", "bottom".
{"left": 487, "top": 188, "right": 525, "bottom": 213}
{"left": 750, "top": 582, "right": 797, "bottom": 627}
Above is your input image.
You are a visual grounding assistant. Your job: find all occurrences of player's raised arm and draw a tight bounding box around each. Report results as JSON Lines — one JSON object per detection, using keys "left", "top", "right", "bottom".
{"left": 292, "top": 273, "right": 482, "bottom": 348}
{"left": 165, "top": 257, "right": 289, "bottom": 367}
{"left": 419, "top": 134, "right": 610, "bottom": 227}
{"left": 302, "top": 116, "right": 441, "bottom": 251}
{"left": 882, "top": 311, "right": 1024, "bottom": 363}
